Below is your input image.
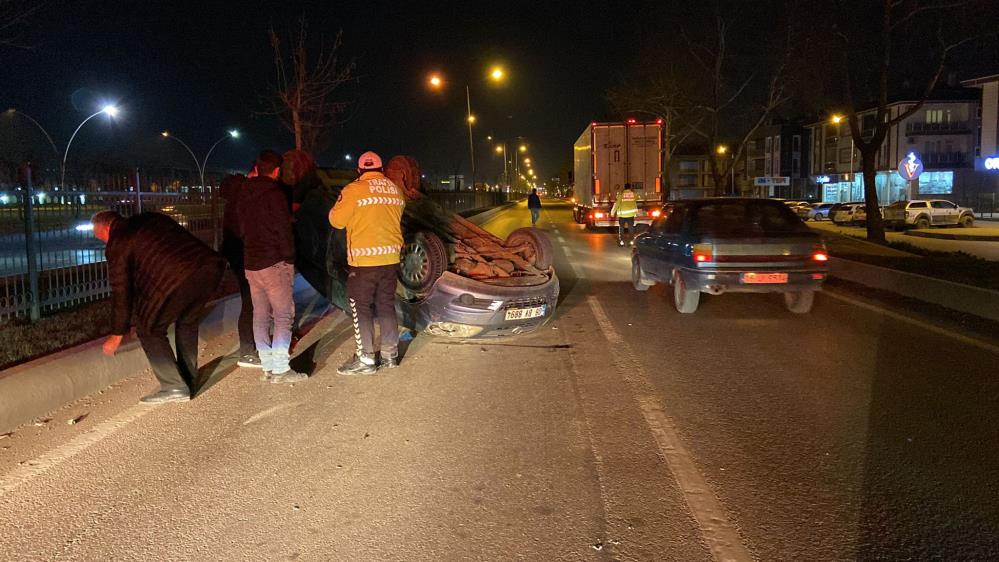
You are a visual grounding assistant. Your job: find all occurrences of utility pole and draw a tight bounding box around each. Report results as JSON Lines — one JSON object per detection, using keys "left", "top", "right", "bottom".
{"left": 466, "top": 85, "right": 476, "bottom": 191}
{"left": 20, "top": 162, "right": 40, "bottom": 322}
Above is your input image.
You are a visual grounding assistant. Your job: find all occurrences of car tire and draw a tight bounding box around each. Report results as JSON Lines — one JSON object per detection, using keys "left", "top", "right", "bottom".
{"left": 632, "top": 257, "right": 653, "bottom": 291}
{"left": 672, "top": 270, "right": 699, "bottom": 314}
{"left": 505, "top": 227, "right": 554, "bottom": 270}
{"left": 784, "top": 291, "right": 815, "bottom": 314}
{"left": 915, "top": 216, "right": 930, "bottom": 229}
{"left": 399, "top": 231, "right": 448, "bottom": 295}
{"left": 960, "top": 215, "right": 974, "bottom": 228}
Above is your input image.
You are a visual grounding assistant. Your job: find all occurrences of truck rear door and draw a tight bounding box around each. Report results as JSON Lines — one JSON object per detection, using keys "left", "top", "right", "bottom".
{"left": 594, "top": 125, "right": 627, "bottom": 204}
{"left": 627, "top": 123, "right": 663, "bottom": 203}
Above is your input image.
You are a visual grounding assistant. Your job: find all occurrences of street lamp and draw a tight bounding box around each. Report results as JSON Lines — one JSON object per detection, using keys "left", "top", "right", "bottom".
{"left": 830, "top": 113, "right": 855, "bottom": 186}
{"left": 3, "top": 109, "right": 60, "bottom": 160}
{"left": 61, "top": 104, "right": 119, "bottom": 190}
{"left": 716, "top": 145, "right": 735, "bottom": 194}
{"left": 489, "top": 66, "right": 505, "bottom": 82}
{"left": 161, "top": 128, "right": 239, "bottom": 248}
{"left": 493, "top": 142, "right": 508, "bottom": 187}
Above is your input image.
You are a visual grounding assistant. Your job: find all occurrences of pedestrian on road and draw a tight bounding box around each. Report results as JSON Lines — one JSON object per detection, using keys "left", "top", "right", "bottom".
{"left": 611, "top": 183, "right": 639, "bottom": 246}
{"left": 238, "top": 150, "right": 307, "bottom": 384}
{"left": 528, "top": 188, "right": 542, "bottom": 226}
{"left": 93, "top": 210, "right": 226, "bottom": 403}
{"left": 329, "top": 151, "right": 406, "bottom": 375}
{"left": 220, "top": 172, "right": 259, "bottom": 369}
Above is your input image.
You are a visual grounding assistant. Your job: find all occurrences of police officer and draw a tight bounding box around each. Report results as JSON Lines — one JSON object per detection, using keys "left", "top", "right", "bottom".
{"left": 611, "top": 183, "right": 639, "bottom": 246}
{"left": 329, "top": 151, "right": 406, "bottom": 375}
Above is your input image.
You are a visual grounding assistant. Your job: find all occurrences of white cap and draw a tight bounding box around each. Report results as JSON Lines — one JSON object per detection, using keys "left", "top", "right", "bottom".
{"left": 358, "top": 151, "right": 383, "bottom": 170}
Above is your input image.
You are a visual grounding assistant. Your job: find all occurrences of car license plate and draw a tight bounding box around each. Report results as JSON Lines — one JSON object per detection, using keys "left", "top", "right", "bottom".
{"left": 741, "top": 272, "right": 788, "bottom": 284}
{"left": 505, "top": 305, "right": 546, "bottom": 321}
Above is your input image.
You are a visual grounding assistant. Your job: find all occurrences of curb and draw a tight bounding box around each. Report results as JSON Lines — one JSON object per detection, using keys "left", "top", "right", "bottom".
{"left": 903, "top": 230, "right": 999, "bottom": 242}
{"left": 827, "top": 257, "right": 999, "bottom": 323}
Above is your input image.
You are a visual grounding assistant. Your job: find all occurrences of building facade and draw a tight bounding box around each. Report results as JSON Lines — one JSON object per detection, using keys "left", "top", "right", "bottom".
{"left": 744, "top": 123, "right": 811, "bottom": 199}
{"left": 807, "top": 98, "right": 981, "bottom": 204}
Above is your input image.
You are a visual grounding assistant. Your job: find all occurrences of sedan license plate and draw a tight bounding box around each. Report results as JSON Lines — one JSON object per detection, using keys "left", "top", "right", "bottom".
{"left": 505, "top": 305, "right": 546, "bottom": 321}
{"left": 741, "top": 272, "right": 788, "bottom": 284}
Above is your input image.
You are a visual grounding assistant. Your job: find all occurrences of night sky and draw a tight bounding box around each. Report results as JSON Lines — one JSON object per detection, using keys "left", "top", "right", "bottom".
{"left": 1, "top": 0, "right": 640, "bottom": 183}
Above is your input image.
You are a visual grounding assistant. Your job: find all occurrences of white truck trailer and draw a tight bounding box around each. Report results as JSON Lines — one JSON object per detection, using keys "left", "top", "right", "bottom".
{"left": 572, "top": 119, "right": 665, "bottom": 228}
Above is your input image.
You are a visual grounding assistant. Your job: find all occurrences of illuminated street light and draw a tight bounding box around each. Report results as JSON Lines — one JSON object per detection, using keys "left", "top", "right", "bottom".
{"left": 494, "top": 145, "right": 503, "bottom": 154}
{"left": 519, "top": 144, "right": 527, "bottom": 153}
{"left": 467, "top": 114, "right": 477, "bottom": 124}
{"left": 716, "top": 145, "right": 728, "bottom": 155}
{"left": 228, "top": 129, "right": 240, "bottom": 139}
{"left": 489, "top": 66, "right": 505, "bottom": 82}
{"left": 524, "top": 157, "right": 531, "bottom": 165}
{"left": 61, "top": 104, "right": 120, "bottom": 189}
{"left": 428, "top": 73, "right": 443, "bottom": 89}
{"left": 831, "top": 114, "right": 844, "bottom": 124}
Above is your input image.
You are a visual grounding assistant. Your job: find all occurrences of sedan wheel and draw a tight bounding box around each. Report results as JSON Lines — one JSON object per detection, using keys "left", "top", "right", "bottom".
{"left": 672, "top": 270, "right": 700, "bottom": 314}
{"left": 632, "top": 258, "right": 653, "bottom": 291}
{"left": 960, "top": 215, "right": 974, "bottom": 228}
{"left": 399, "top": 231, "right": 448, "bottom": 295}
{"left": 783, "top": 291, "right": 815, "bottom": 314}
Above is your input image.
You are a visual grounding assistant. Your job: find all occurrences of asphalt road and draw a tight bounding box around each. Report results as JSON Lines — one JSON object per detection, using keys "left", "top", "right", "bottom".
{"left": 1, "top": 201, "right": 997, "bottom": 561}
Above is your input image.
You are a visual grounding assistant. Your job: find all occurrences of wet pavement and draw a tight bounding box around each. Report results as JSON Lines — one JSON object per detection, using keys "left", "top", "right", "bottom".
{"left": 1, "top": 201, "right": 997, "bottom": 560}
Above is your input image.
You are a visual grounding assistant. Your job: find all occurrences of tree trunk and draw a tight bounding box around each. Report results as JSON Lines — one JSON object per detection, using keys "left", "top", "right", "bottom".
{"left": 860, "top": 147, "right": 886, "bottom": 244}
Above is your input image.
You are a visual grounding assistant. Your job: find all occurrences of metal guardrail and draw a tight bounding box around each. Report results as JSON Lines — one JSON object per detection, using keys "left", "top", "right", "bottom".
{"left": 0, "top": 186, "right": 519, "bottom": 322}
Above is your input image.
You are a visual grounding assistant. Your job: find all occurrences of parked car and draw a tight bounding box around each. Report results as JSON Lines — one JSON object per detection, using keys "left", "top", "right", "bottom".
{"left": 631, "top": 198, "right": 828, "bottom": 314}
{"left": 808, "top": 202, "right": 836, "bottom": 221}
{"left": 883, "top": 199, "right": 975, "bottom": 229}
{"left": 832, "top": 203, "right": 868, "bottom": 226}
{"left": 294, "top": 166, "right": 560, "bottom": 339}
{"left": 794, "top": 203, "right": 816, "bottom": 220}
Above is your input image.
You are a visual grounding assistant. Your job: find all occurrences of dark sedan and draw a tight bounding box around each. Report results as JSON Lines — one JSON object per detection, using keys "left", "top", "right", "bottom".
{"left": 631, "top": 198, "right": 828, "bottom": 313}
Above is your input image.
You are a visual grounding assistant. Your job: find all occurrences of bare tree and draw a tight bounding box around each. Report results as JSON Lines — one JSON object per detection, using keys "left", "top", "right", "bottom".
{"left": 267, "top": 17, "right": 355, "bottom": 154}
{"left": 613, "top": 4, "right": 795, "bottom": 196}
{"left": 830, "top": 0, "right": 979, "bottom": 243}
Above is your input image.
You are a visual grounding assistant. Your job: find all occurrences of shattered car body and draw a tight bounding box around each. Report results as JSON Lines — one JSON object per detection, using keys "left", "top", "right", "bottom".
{"left": 293, "top": 157, "right": 559, "bottom": 338}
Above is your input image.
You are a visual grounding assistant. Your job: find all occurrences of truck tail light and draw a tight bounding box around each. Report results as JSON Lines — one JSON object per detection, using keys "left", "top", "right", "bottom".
{"left": 651, "top": 209, "right": 661, "bottom": 218}
{"left": 594, "top": 211, "right": 606, "bottom": 219}
{"left": 692, "top": 244, "right": 713, "bottom": 263}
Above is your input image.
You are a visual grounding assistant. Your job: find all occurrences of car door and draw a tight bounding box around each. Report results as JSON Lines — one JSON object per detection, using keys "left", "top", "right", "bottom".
{"left": 929, "top": 200, "right": 954, "bottom": 225}
{"left": 644, "top": 204, "right": 685, "bottom": 280}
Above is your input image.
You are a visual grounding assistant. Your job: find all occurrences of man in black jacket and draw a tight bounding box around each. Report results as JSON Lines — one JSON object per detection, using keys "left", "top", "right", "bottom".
{"left": 238, "top": 150, "right": 306, "bottom": 383}
{"left": 219, "top": 172, "right": 259, "bottom": 369}
{"left": 93, "top": 210, "right": 226, "bottom": 403}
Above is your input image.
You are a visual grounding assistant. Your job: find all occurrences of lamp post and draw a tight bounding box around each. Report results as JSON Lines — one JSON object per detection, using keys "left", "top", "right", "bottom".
{"left": 61, "top": 105, "right": 118, "bottom": 190}
{"left": 161, "top": 129, "right": 239, "bottom": 248}
{"left": 428, "top": 66, "right": 506, "bottom": 192}
{"left": 4, "top": 109, "right": 60, "bottom": 160}
{"left": 831, "top": 114, "right": 855, "bottom": 198}
{"left": 494, "top": 143, "right": 508, "bottom": 188}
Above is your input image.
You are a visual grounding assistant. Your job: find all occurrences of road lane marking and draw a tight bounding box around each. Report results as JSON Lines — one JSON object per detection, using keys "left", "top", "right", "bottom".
{"left": 557, "top": 236, "right": 567, "bottom": 244}
{"left": 585, "top": 296, "right": 753, "bottom": 562}
{"left": 0, "top": 404, "right": 153, "bottom": 497}
{"left": 822, "top": 290, "right": 999, "bottom": 355}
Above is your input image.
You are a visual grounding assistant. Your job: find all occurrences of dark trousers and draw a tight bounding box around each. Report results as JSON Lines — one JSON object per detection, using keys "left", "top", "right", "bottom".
{"left": 234, "top": 266, "right": 255, "bottom": 355}
{"left": 346, "top": 264, "right": 399, "bottom": 358}
{"left": 136, "top": 262, "right": 224, "bottom": 391}
{"left": 618, "top": 217, "right": 636, "bottom": 242}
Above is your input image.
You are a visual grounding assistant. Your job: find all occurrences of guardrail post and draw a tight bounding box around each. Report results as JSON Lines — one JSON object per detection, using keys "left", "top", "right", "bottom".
{"left": 20, "top": 162, "right": 41, "bottom": 322}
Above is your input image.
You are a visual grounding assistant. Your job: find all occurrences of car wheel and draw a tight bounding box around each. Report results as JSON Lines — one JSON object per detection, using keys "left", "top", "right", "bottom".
{"left": 632, "top": 257, "right": 653, "bottom": 291}
{"left": 505, "top": 227, "right": 554, "bottom": 270}
{"left": 960, "top": 215, "right": 974, "bottom": 228}
{"left": 399, "top": 231, "right": 448, "bottom": 295}
{"left": 784, "top": 291, "right": 815, "bottom": 314}
{"left": 672, "top": 270, "right": 699, "bottom": 313}
{"left": 915, "top": 216, "right": 930, "bottom": 229}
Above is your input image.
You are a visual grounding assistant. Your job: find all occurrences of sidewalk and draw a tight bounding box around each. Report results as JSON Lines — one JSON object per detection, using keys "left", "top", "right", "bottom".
{"left": 905, "top": 227, "right": 999, "bottom": 242}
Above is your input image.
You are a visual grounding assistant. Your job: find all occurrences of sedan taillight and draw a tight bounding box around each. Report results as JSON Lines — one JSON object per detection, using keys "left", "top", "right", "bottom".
{"left": 692, "top": 243, "right": 713, "bottom": 263}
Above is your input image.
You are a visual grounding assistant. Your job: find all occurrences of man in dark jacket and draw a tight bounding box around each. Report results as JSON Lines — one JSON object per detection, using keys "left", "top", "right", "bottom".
{"left": 219, "top": 172, "right": 259, "bottom": 369}
{"left": 238, "top": 150, "right": 306, "bottom": 383}
{"left": 527, "top": 189, "right": 542, "bottom": 226}
{"left": 94, "top": 210, "right": 226, "bottom": 403}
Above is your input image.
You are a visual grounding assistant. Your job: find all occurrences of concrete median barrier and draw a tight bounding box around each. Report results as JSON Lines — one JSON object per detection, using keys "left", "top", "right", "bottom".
{"left": 828, "top": 257, "right": 999, "bottom": 322}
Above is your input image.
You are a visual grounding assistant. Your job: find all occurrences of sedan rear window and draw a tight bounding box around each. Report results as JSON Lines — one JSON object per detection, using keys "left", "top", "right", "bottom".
{"left": 690, "top": 201, "right": 811, "bottom": 236}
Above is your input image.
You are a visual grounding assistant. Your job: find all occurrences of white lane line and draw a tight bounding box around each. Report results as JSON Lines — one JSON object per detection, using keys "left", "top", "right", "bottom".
{"left": 0, "top": 404, "right": 153, "bottom": 497}
{"left": 822, "top": 290, "right": 999, "bottom": 355}
{"left": 586, "top": 296, "right": 753, "bottom": 562}
{"left": 557, "top": 236, "right": 567, "bottom": 244}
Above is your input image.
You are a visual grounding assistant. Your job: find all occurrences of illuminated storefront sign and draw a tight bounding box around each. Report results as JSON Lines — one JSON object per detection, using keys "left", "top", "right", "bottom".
{"left": 815, "top": 175, "right": 831, "bottom": 184}
{"left": 897, "top": 152, "right": 924, "bottom": 181}
{"left": 985, "top": 156, "right": 999, "bottom": 171}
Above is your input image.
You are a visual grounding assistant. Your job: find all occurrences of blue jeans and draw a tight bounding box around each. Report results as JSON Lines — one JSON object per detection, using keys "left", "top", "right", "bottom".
{"left": 530, "top": 207, "right": 540, "bottom": 225}
{"left": 246, "top": 262, "right": 295, "bottom": 374}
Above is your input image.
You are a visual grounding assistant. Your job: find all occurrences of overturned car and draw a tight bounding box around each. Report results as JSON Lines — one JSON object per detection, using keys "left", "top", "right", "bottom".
{"left": 293, "top": 156, "right": 559, "bottom": 338}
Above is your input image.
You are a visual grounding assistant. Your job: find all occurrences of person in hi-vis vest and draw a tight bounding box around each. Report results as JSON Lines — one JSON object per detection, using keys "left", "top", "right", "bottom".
{"left": 610, "top": 183, "right": 639, "bottom": 246}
